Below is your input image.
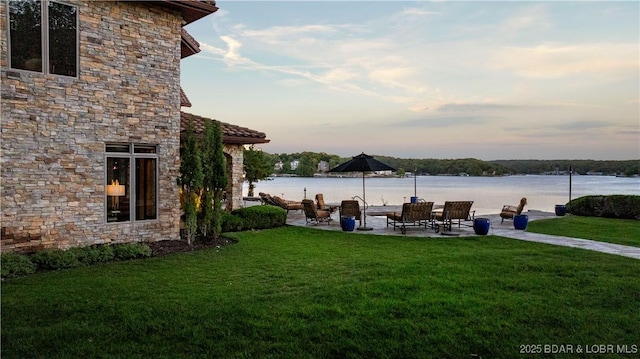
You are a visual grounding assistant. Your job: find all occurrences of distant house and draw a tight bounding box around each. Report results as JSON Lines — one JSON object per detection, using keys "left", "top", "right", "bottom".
{"left": 274, "top": 161, "right": 284, "bottom": 170}
{"left": 317, "top": 160, "right": 329, "bottom": 173}
{"left": 1, "top": 1, "right": 268, "bottom": 253}
{"left": 290, "top": 160, "right": 300, "bottom": 171}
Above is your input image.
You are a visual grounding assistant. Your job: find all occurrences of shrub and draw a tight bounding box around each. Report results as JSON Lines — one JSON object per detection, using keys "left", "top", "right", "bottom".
{"left": 113, "top": 243, "right": 152, "bottom": 260}
{"left": 70, "top": 245, "right": 115, "bottom": 266}
{"left": 220, "top": 210, "right": 245, "bottom": 233}
{"left": 220, "top": 205, "right": 287, "bottom": 232}
{"left": 233, "top": 205, "right": 288, "bottom": 230}
{"left": 568, "top": 195, "right": 640, "bottom": 219}
{"left": 30, "top": 249, "right": 80, "bottom": 271}
{"left": 1, "top": 253, "right": 36, "bottom": 278}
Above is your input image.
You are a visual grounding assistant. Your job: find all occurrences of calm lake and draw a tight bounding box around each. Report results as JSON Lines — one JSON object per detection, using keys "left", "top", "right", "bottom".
{"left": 244, "top": 175, "right": 640, "bottom": 215}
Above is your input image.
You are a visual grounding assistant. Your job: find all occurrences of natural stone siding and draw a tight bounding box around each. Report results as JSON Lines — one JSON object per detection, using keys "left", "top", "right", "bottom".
{"left": 1, "top": 1, "right": 183, "bottom": 252}
{"left": 223, "top": 145, "right": 244, "bottom": 211}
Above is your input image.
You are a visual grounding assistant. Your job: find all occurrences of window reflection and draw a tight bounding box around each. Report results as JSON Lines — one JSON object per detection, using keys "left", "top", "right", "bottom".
{"left": 106, "top": 144, "right": 157, "bottom": 222}
{"left": 48, "top": 1, "right": 77, "bottom": 76}
{"left": 8, "top": 0, "right": 77, "bottom": 76}
{"left": 106, "top": 158, "right": 130, "bottom": 222}
{"left": 136, "top": 158, "right": 157, "bottom": 220}
{"left": 9, "top": 0, "right": 43, "bottom": 72}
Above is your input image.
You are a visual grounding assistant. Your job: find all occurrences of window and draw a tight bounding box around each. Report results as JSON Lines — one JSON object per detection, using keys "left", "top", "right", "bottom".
{"left": 106, "top": 144, "right": 158, "bottom": 223}
{"left": 8, "top": 0, "right": 78, "bottom": 77}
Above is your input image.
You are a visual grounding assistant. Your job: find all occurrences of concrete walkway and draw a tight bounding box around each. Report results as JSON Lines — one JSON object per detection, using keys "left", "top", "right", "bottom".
{"left": 281, "top": 206, "right": 640, "bottom": 260}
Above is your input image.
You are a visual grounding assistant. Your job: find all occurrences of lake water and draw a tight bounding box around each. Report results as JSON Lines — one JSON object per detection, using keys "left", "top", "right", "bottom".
{"left": 244, "top": 175, "right": 640, "bottom": 215}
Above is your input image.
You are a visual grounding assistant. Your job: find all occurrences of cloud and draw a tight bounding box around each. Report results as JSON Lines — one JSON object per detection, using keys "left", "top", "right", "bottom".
{"left": 196, "top": 1, "right": 639, "bottom": 132}
{"left": 220, "top": 36, "right": 244, "bottom": 62}
{"left": 435, "top": 103, "right": 522, "bottom": 113}
{"left": 397, "top": 7, "right": 441, "bottom": 17}
{"left": 552, "top": 120, "right": 611, "bottom": 130}
{"left": 491, "top": 43, "right": 639, "bottom": 78}
{"left": 497, "top": 4, "right": 551, "bottom": 34}
{"left": 234, "top": 23, "right": 345, "bottom": 45}
{"left": 394, "top": 116, "right": 488, "bottom": 128}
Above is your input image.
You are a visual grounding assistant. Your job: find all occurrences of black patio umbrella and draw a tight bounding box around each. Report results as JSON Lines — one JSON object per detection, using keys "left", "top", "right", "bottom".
{"left": 329, "top": 153, "right": 396, "bottom": 230}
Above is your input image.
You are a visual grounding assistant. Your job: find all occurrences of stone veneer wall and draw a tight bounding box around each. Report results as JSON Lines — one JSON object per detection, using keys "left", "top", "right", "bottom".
{"left": 1, "top": 1, "right": 183, "bottom": 252}
{"left": 223, "top": 144, "right": 244, "bottom": 211}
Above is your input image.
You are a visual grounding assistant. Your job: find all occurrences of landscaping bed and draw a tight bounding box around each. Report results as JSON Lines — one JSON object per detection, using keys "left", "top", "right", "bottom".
{"left": 148, "top": 236, "right": 237, "bottom": 257}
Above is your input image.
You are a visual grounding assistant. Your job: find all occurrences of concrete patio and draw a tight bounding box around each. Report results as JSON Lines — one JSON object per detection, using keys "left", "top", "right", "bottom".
{"left": 284, "top": 205, "right": 555, "bottom": 238}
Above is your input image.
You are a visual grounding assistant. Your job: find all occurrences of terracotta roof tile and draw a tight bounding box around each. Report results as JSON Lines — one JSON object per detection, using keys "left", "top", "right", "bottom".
{"left": 180, "top": 112, "right": 270, "bottom": 145}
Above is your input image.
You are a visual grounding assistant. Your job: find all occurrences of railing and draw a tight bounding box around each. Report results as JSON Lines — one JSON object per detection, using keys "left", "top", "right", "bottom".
{"left": 351, "top": 195, "right": 369, "bottom": 210}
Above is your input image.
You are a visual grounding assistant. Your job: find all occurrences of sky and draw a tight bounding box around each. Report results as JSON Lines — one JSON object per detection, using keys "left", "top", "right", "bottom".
{"left": 180, "top": 0, "right": 640, "bottom": 160}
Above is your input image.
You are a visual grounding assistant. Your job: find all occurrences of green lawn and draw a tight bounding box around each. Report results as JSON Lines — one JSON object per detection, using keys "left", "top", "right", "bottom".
{"left": 2, "top": 227, "right": 639, "bottom": 358}
{"left": 528, "top": 215, "right": 640, "bottom": 248}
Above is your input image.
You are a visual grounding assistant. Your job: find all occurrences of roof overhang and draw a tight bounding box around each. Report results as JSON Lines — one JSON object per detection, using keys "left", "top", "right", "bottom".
{"left": 151, "top": 1, "right": 218, "bottom": 25}
{"left": 181, "top": 29, "right": 201, "bottom": 58}
{"left": 223, "top": 136, "right": 271, "bottom": 145}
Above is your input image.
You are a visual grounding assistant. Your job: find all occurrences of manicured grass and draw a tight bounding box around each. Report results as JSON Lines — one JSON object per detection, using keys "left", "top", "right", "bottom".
{"left": 2, "top": 227, "right": 639, "bottom": 358}
{"left": 528, "top": 215, "right": 640, "bottom": 248}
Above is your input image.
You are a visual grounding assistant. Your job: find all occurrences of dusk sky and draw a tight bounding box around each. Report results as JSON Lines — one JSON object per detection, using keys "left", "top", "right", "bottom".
{"left": 180, "top": 1, "right": 639, "bottom": 160}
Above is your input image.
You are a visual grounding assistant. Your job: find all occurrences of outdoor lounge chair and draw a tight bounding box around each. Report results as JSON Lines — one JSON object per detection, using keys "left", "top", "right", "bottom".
{"left": 259, "top": 192, "right": 279, "bottom": 206}
{"left": 500, "top": 197, "right": 527, "bottom": 223}
{"left": 302, "top": 199, "right": 332, "bottom": 225}
{"left": 315, "top": 193, "right": 337, "bottom": 213}
{"left": 339, "top": 200, "right": 362, "bottom": 226}
{"left": 386, "top": 201, "right": 436, "bottom": 234}
{"left": 259, "top": 192, "right": 303, "bottom": 213}
{"left": 272, "top": 196, "right": 304, "bottom": 212}
{"left": 433, "top": 201, "right": 474, "bottom": 232}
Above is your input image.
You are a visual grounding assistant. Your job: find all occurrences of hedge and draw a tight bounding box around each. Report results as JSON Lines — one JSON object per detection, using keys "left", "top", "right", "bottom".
{"left": 1, "top": 242, "right": 152, "bottom": 279}
{"left": 221, "top": 204, "right": 287, "bottom": 232}
{"left": 567, "top": 195, "right": 640, "bottom": 219}
{"left": 1, "top": 253, "right": 37, "bottom": 278}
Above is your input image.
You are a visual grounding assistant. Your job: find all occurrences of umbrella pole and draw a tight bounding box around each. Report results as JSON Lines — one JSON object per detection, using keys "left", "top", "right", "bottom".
{"left": 357, "top": 171, "right": 372, "bottom": 230}
{"left": 414, "top": 167, "right": 417, "bottom": 197}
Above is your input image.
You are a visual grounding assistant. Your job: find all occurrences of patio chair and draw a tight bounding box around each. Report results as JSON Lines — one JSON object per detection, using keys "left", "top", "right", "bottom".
{"left": 500, "top": 197, "right": 527, "bottom": 223}
{"left": 302, "top": 199, "right": 332, "bottom": 225}
{"left": 315, "top": 193, "right": 337, "bottom": 213}
{"left": 386, "top": 201, "right": 436, "bottom": 234}
{"left": 433, "top": 201, "right": 474, "bottom": 232}
{"left": 339, "top": 200, "right": 362, "bottom": 226}
{"left": 259, "top": 192, "right": 279, "bottom": 206}
{"left": 272, "top": 196, "right": 304, "bottom": 213}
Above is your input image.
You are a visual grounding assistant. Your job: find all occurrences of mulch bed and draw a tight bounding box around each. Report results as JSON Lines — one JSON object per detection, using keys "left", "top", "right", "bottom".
{"left": 148, "top": 236, "right": 237, "bottom": 257}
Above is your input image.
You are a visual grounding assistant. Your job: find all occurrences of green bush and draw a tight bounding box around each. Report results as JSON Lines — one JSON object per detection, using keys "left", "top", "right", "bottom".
{"left": 220, "top": 210, "right": 245, "bottom": 232}
{"left": 1, "top": 253, "right": 37, "bottom": 278}
{"left": 30, "top": 249, "right": 80, "bottom": 271}
{"left": 113, "top": 243, "right": 152, "bottom": 260}
{"left": 234, "top": 205, "right": 288, "bottom": 230}
{"left": 69, "top": 245, "right": 115, "bottom": 266}
{"left": 568, "top": 195, "right": 640, "bottom": 219}
{"left": 3, "top": 243, "right": 152, "bottom": 278}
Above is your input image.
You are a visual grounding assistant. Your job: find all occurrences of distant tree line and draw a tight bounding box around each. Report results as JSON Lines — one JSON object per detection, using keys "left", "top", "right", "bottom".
{"left": 256, "top": 152, "right": 639, "bottom": 177}
{"left": 490, "top": 160, "right": 640, "bottom": 176}
{"left": 264, "top": 152, "right": 345, "bottom": 177}
{"left": 375, "top": 157, "right": 510, "bottom": 176}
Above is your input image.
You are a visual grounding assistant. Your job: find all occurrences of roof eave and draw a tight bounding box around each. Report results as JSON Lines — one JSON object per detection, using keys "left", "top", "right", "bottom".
{"left": 223, "top": 136, "right": 271, "bottom": 145}
{"left": 155, "top": 1, "right": 218, "bottom": 25}
{"left": 181, "top": 29, "right": 201, "bottom": 58}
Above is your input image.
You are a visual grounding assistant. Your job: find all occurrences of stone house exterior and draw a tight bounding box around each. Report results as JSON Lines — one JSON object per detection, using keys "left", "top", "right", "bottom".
{"left": 1, "top": 1, "right": 267, "bottom": 253}
{"left": 180, "top": 111, "right": 269, "bottom": 211}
